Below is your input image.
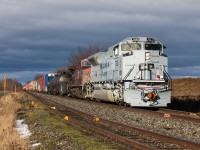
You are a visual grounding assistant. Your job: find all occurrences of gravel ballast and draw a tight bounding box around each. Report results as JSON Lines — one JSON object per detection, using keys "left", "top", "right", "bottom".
{"left": 35, "top": 93, "right": 200, "bottom": 144}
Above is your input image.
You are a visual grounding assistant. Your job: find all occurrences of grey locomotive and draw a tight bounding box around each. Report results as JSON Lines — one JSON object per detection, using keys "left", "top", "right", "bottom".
{"left": 86, "top": 37, "right": 171, "bottom": 107}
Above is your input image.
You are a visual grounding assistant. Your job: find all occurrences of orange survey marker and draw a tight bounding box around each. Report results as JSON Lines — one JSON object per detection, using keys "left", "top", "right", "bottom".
{"left": 94, "top": 117, "right": 100, "bottom": 122}
{"left": 64, "top": 116, "right": 69, "bottom": 121}
{"left": 164, "top": 113, "right": 171, "bottom": 118}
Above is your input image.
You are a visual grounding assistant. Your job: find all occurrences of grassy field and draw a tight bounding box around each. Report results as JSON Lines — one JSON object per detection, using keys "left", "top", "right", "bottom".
{"left": 169, "top": 78, "right": 200, "bottom": 112}
{"left": 0, "top": 93, "right": 28, "bottom": 149}
{"left": 172, "top": 78, "right": 200, "bottom": 97}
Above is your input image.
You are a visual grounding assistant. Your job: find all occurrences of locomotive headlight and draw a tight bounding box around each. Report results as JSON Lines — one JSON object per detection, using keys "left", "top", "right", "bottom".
{"left": 136, "top": 75, "right": 140, "bottom": 79}
{"left": 145, "top": 52, "right": 150, "bottom": 61}
{"left": 160, "top": 75, "right": 164, "bottom": 79}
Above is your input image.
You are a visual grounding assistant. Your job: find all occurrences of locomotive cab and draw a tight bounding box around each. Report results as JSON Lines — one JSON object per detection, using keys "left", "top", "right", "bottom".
{"left": 113, "top": 37, "right": 166, "bottom": 57}
{"left": 118, "top": 37, "right": 171, "bottom": 106}
{"left": 81, "top": 59, "right": 91, "bottom": 69}
{"left": 81, "top": 59, "right": 91, "bottom": 85}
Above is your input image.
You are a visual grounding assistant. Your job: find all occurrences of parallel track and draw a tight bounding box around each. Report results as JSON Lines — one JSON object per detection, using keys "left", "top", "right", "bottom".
{"left": 57, "top": 94, "right": 200, "bottom": 123}
{"left": 158, "top": 108, "right": 200, "bottom": 120}
{"left": 27, "top": 92, "right": 200, "bottom": 150}
{"left": 122, "top": 107, "right": 200, "bottom": 123}
{"left": 67, "top": 96, "right": 200, "bottom": 123}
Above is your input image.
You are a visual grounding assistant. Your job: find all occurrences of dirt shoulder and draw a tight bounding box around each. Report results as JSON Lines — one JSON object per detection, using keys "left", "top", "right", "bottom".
{"left": 1, "top": 92, "right": 117, "bottom": 150}
{"left": 22, "top": 92, "right": 117, "bottom": 150}
{"left": 0, "top": 92, "right": 28, "bottom": 150}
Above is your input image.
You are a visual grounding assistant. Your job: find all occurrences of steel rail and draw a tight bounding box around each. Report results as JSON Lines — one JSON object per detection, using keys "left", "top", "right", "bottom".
{"left": 59, "top": 93, "right": 200, "bottom": 123}
{"left": 28, "top": 92, "right": 200, "bottom": 150}
{"left": 33, "top": 91, "right": 200, "bottom": 123}
{"left": 28, "top": 92, "right": 154, "bottom": 150}
{"left": 57, "top": 103, "right": 200, "bottom": 150}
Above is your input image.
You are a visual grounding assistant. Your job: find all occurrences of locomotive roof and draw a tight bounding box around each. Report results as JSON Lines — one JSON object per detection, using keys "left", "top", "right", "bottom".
{"left": 109, "top": 37, "right": 165, "bottom": 49}
{"left": 121, "top": 37, "right": 161, "bottom": 42}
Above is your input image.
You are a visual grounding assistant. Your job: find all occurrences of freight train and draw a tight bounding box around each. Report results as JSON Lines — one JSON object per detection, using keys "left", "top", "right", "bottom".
{"left": 24, "top": 37, "right": 171, "bottom": 107}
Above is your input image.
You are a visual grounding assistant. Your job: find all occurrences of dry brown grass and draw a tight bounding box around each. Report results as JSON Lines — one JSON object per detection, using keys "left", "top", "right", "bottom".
{"left": 172, "top": 78, "right": 200, "bottom": 97}
{"left": 0, "top": 92, "right": 28, "bottom": 150}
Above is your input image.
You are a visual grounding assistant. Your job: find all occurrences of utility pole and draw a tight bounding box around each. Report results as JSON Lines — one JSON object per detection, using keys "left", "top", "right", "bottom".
{"left": 4, "top": 74, "right": 6, "bottom": 96}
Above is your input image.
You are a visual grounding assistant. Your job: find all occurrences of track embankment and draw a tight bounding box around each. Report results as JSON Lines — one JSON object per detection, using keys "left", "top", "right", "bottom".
{"left": 24, "top": 92, "right": 128, "bottom": 149}
{"left": 28, "top": 92, "right": 200, "bottom": 150}
{"left": 0, "top": 92, "right": 28, "bottom": 149}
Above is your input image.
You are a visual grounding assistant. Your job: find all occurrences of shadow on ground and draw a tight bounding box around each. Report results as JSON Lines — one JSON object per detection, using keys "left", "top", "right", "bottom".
{"left": 168, "top": 96, "right": 200, "bottom": 113}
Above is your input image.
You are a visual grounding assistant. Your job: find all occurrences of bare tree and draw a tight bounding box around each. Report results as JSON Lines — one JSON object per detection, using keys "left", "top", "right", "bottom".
{"left": 0, "top": 79, "right": 22, "bottom": 91}
{"left": 67, "top": 44, "right": 105, "bottom": 67}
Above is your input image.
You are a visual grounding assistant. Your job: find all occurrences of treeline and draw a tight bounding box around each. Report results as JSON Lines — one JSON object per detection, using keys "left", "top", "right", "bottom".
{"left": 67, "top": 44, "right": 104, "bottom": 66}
{"left": 55, "top": 44, "right": 105, "bottom": 74}
{"left": 0, "top": 79, "right": 22, "bottom": 91}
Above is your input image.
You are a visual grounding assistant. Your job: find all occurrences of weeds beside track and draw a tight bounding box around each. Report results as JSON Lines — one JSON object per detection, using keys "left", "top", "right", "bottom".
{"left": 28, "top": 92, "right": 200, "bottom": 150}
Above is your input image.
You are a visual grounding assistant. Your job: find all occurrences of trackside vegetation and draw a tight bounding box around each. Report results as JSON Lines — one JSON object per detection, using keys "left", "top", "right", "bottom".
{"left": 0, "top": 93, "right": 28, "bottom": 149}
{"left": 25, "top": 94, "right": 116, "bottom": 149}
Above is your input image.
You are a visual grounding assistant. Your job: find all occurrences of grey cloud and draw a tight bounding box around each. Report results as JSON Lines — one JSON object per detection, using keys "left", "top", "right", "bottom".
{"left": 0, "top": 0, "right": 200, "bottom": 83}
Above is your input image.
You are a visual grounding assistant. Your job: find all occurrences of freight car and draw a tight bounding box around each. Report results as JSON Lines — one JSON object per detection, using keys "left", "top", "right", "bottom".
{"left": 47, "top": 58, "right": 91, "bottom": 97}
{"left": 23, "top": 80, "right": 37, "bottom": 91}
{"left": 47, "top": 74, "right": 72, "bottom": 95}
{"left": 44, "top": 73, "right": 57, "bottom": 92}
{"left": 39, "top": 73, "right": 57, "bottom": 93}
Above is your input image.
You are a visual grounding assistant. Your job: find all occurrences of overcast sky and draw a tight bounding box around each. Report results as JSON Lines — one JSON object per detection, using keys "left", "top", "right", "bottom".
{"left": 0, "top": 0, "right": 200, "bottom": 84}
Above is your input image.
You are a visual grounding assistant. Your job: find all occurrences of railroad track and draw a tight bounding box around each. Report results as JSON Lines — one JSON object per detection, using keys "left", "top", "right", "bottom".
{"left": 27, "top": 92, "right": 200, "bottom": 150}
{"left": 58, "top": 93, "right": 200, "bottom": 123}
{"left": 56, "top": 94, "right": 200, "bottom": 124}
{"left": 158, "top": 108, "right": 200, "bottom": 119}
{"left": 124, "top": 107, "right": 200, "bottom": 123}
{"left": 62, "top": 94, "right": 200, "bottom": 123}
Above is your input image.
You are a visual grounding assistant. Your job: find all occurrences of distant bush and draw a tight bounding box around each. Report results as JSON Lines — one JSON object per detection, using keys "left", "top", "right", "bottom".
{"left": 0, "top": 79, "right": 22, "bottom": 91}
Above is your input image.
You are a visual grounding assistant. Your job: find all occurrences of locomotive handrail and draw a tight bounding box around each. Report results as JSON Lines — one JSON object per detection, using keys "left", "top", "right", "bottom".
{"left": 163, "top": 69, "right": 172, "bottom": 90}
{"left": 123, "top": 65, "right": 135, "bottom": 80}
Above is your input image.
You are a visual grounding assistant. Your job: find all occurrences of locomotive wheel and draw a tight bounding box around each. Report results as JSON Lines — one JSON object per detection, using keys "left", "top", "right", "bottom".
{"left": 117, "top": 101, "right": 124, "bottom": 106}
{"left": 124, "top": 103, "right": 130, "bottom": 107}
{"left": 96, "top": 99, "right": 101, "bottom": 103}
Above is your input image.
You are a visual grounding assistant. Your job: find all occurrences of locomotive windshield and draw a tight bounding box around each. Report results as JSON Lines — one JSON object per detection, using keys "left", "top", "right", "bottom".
{"left": 82, "top": 61, "right": 91, "bottom": 67}
{"left": 121, "top": 43, "right": 141, "bottom": 51}
{"left": 145, "top": 44, "right": 162, "bottom": 50}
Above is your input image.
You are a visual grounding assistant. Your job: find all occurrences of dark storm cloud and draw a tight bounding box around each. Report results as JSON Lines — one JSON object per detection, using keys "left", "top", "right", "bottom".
{"left": 0, "top": 0, "right": 200, "bottom": 83}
